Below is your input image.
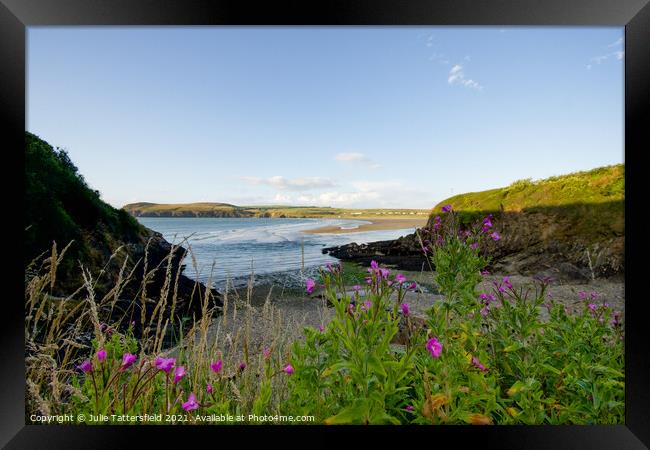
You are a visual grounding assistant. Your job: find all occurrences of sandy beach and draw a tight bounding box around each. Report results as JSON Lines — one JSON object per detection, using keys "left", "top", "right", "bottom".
{"left": 302, "top": 217, "right": 428, "bottom": 234}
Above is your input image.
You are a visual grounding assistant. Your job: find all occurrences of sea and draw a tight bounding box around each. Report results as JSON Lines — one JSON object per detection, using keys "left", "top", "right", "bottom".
{"left": 137, "top": 217, "right": 415, "bottom": 289}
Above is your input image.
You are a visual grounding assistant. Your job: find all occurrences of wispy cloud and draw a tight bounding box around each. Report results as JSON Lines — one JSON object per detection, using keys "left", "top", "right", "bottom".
{"left": 242, "top": 176, "right": 336, "bottom": 191}
{"left": 447, "top": 64, "right": 483, "bottom": 90}
{"left": 588, "top": 37, "right": 624, "bottom": 69}
{"left": 608, "top": 37, "right": 623, "bottom": 48}
{"left": 335, "top": 152, "right": 381, "bottom": 169}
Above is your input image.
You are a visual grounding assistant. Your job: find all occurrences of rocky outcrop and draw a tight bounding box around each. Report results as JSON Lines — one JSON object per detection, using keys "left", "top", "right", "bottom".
{"left": 324, "top": 204, "right": 624, "bottom": 282}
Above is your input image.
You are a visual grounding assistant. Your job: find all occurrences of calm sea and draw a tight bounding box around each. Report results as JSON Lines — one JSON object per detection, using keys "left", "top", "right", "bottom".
{"left": 137, "top": 217, "right": 415, "bottom": 287}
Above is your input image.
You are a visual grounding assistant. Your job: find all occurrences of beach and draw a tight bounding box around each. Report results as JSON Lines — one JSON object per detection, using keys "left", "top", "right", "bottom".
{"left": 302, "top": 217, "right": 428, "bottom": 234}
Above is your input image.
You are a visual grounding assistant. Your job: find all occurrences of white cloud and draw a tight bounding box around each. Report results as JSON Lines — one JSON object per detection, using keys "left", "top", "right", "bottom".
{"left": 335, "top": 152, "right": 381, "bottom": 169}
{"left": 615, "top": 50, "right": 624, "bottom": 60}
{"left": 242, "top": 176, "right": 336, "bottom": 191}
{"left": 273, "top": 193, "right": 292, "bottom": 203}
{"left": 447, "top": 64, "right": 483, "bottom": 90}
{"left": 608, "top": 37, "right": 623, "bottom": 48}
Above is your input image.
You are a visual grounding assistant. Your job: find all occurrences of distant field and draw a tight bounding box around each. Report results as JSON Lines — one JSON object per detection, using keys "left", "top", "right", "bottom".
{"left": 123, "top": 202, "right": 430, "bottom": 219}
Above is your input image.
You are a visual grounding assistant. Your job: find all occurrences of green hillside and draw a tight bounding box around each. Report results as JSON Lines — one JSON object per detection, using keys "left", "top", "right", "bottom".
{"left": 433, "top": 164, "right": 624, "bottom": 213}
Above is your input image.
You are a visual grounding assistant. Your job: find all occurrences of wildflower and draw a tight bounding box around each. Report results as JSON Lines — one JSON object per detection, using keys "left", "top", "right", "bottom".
{"left": 206, "top": 384, "right": 213, "bottom": 394}
{"left": 405, "top": 405, "right": 415, "bottom": 412}
{"left": 78, "top": 360, "right": 93, "bottom": 373}
{"left": 210, "top": 359, "right": 223, "bottom": 374}
{"left": 401, "top": 303, "right": 410, "bottom": 316}
{"left": 173, "top": 366, "right": 186, "bottom": 384}
{"left": 379, "top": 268, "right": 390, "bottom": 279}
{"left": 470, "top": 242, "right": 479, "bottom": 250}
{"left": 441, "top": 204, "right": 452, "bottom": 213}
{"left": 471, "top": 356, "right": 488, "bottom": 373}
{"left": 503, "top": 277, "right": 513, "bottom": 289}
{"left": 590, "top": 292, "right": 599, "bottom": 300}
{"left": 352, "top": 285, "right": 361, "bottom": 291}
{"left": 479, "top": 293, "right": 495, "bottom": 304}
{"left": 480, "top": 270, "right": 490, "bottom": 276}
{"left": 319, "top": 324, "right": 325, "bottom": 332}
{"left": 284, "top": 364, "right": 294, "bottom": 375}
{"left": 578, "top": 291, "right": 588, "bottom": 300}
{"left": 395, "top": 273, "right": 407, "bottom": 284}
{"left": 96, "top": 349, "right": 107, "bottom": 362}
{"left": 432, "top": 216, "right": 442, "bottom": 231}
{"left": 365, "top": 277, "right": 372, "bottom": 285}
{"left": 480, "top": 306, "right": 490, "bottom": 317}
{"left": 347, "top": 304, "right": 355, "bottom": 315}
{"left": 482, "top": 216, "right": 493, "bottom": 232}
{"left": 490, "top": 231, "right": 501, "bottom": 241}
{"left": 305, "top": 278, "right": 316, "bottom": 295}
{"left": 588, "top": 303, "right": 597, "bottom": 312}
{"left": 408, "top": 282, "right": 417, "bottom": 290}
{"left": 611, "top": 312, "right": 621, "bottom": 327}
{"left": 239, "top": 362, "right": 247, "bottom": 371}
{"left": 155, "top": 357, "right": 176, "bottom": 373}
{"left": 182, "top": 393, "right": 199, "bottom": 411}
{"left": 121, "top": 353, "right": 137, "bottom": 370}
{"left": 370, "top": 260, "right": 379, "bottom": 270}
{"left": 426, "top": 337, "right": 442, "bottom": 358}
{"left": 263, "top": 348, "right": 271, "bottom": 360}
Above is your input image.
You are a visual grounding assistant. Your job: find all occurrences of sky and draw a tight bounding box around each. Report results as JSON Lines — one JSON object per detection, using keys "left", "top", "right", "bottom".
{"left": 27, "top": 27, "right": 624, "bottom": 209}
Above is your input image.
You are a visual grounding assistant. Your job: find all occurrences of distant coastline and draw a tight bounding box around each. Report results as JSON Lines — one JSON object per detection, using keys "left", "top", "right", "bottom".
{"left": 302, "top": 217, "right": 427, "bottom": 234}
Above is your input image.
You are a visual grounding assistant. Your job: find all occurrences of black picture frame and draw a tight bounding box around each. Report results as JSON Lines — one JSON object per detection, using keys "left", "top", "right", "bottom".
{"left": 3, "top": 0, "right": 649, "bottom": 447}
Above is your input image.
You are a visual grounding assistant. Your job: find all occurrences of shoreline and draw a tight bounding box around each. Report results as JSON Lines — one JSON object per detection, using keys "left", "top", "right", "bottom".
{"left": 302, "top": 217, "right": 428, "bottom": 234}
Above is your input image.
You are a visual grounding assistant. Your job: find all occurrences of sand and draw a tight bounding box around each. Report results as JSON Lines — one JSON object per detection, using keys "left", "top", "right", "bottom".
{"left": 302, "top": 217, "right": 428, "bottom": 234}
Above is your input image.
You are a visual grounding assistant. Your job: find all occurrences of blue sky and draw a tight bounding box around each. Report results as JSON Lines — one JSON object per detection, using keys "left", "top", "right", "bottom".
{"left": 27, "top": 27, "right": 624, "bottom": 209}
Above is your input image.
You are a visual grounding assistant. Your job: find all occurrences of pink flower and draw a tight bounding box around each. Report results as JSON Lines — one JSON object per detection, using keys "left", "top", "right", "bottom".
{"left": 379, "top": 268, "right": 390, "bottom": 279}
{"left": 155, "top": 357, "right": 176, "bottom": 373}
{"left": 441, "top": 204, "right": 452, "bottom": 213}
{"left": 400, "top": 303, "right": 410, "bottom": 316}
{"left": 206, "top": 383, "right": 213, "bottom": 394}
{"left": 408, "top": 282, "right": 417, "bottom": 290}
{"left": 318, "top": 324, "right": 325, "bottom": 332}
{"left": 263, "top": 348, "right": 272, "bottom": 359}
{"left": 210, "top": 359, "right": 223, "bottom": 374}
{"left": 395, "top": 273, "right": 407, "bottom": 284}
{"left": 481, "top": 270, "right": 490, "bottom": 276}
{"left": 370, "top": 260, "right": 379, "bottom": 270}
{"left": 305, "top": 278, "right": 316, "bottom": 295}
{"left": 284, "top": 364, "right": 294, "bottom": 375}
{"left": 503, "top": 277, "right": 513, "bottom": 289}
{"left": 405, "top": 405, "right": 415, "bottom": 412}
{"left": 426, "top": 337, "right": 442, "bottom": 358}
{"left": 490, "top": 231, "right": 501, "bottom": 241}
{"left": 96, "top": 349, "right": 107, "bottom": 362}
{"left": 588, "top": 303, "right": 597, "bottom": 312}
{"left": 182, "top": 392, "right": 199, "bottom": 411}
{"left": 362, "top": 300, "right": 373, "bottom": 311}
{"left": 347, "top": 304, "right": 355, "bottom": 315}
{"left": 173, "top": 366, "right": 186, "bottom": 384}
{"left": 78, "top": 360, "right": 93, "bottom": 373}
{"left": 239, "top": 362, "right": 247, "bottom": 371}
{"left": 121, "top": 353, "right": 137, "bottom": 370}
{"left": 352, "top": 285, "right": 362, "bottom": 291}
{"left": 471, "top": 356, "right": 488, "bottom": 372}
{"left": 470, "top": 242, "right": 479, "bottom": 250}
{"left": 480, "top": 306, "right": 490, "bottom": 317}
{"left": 578, "top": 291, "right": 588, "bottom": 300}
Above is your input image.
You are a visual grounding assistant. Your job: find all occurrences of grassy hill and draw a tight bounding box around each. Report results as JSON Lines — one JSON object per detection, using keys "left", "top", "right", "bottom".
{"left": 432, "top": 164, "right": 623, "bottom": 213}
{"left": 430, "top": 164, "right": 624, "bottom": 277}
{"left": 123, "top": 202, "right": 430, "bottom": 219}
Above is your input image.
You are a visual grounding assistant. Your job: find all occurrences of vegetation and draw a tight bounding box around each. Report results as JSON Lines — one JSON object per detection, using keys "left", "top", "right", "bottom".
{"left": 123, "top": 202, "right": 429, "bottom": 219}
{"left": 432, "top": 165, "right": 624, "bottom": 214}
{"left": 25, "top": 132, "right": 148, "bottom": 293}
{"left": 26, "top": 208, "right": 624, "bottom": 424}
